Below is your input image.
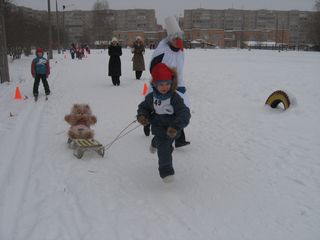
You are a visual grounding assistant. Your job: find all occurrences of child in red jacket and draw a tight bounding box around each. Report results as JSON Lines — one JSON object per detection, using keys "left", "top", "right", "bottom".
{"left": 31, "top": 48, "right": 50, "bottom": 100}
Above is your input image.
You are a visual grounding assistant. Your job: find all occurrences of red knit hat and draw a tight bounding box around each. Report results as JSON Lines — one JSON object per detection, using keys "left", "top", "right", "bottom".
{"left": 36, "top": 48, "right": 44, "bottom": 54}
{"left": 151, "top": 63, "right": 173, "bottom": 85}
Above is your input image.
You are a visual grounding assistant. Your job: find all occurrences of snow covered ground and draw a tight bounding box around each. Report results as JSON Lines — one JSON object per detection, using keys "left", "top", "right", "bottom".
{"left": 0, "top": 48, "right": 319, "bottom": 240}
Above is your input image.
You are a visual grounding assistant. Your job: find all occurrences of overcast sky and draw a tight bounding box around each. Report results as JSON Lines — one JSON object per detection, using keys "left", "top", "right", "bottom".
{"left": 14, "top": 0, "right": 316, "bottom": 25}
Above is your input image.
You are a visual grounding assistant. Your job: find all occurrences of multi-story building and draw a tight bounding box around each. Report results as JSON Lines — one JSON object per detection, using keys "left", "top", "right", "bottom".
{"left": 6, "top": 5, "right": 159, "bottom": 48}
{"left": 184, "top": 8, "right": 314, "bottom": 48}
{"left": 5, "top": 4, "right": 316, "bottom": 49}
{"left": 63, "top": 9, "right": 158, "bottom": 47}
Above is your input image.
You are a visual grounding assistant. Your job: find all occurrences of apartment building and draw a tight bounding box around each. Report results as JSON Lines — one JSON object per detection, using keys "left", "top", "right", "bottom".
{"left": 63, "top": 9, "right": 157, "bottom": 46}
{"left": 6, "top": 4, "right": 315, "bottom": 49}
{"left": 184, "top": 8, "right": 313, "bottom": 48}
{"left": 7, "top": 5, "right": 158, "bottom": 47}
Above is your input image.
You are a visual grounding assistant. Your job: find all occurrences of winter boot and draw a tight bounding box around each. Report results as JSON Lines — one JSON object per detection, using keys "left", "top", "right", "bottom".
{"left": 174, "top": 129, "right": 190, "bottom": 148}
{"left": 175, "top": 141, "right": 190, "bottom": 148}
{"left": 162, "top": 175, "right": 175, "bottom": 183}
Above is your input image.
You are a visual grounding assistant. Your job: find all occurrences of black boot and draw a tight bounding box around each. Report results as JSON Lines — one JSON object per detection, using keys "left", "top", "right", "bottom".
{"left": 135, "top": 71, "right": 142, "bottom": 80}
{"left": 175, "top": 129, "right": 190, "bottom": 148}
{"left": 111, "top": 76, "right": 117, "bottom": 86}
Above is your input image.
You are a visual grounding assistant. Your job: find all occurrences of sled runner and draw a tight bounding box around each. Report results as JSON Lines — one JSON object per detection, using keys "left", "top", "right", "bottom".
{"left": 67, "top": 138, "right": 105, "bottom": 159}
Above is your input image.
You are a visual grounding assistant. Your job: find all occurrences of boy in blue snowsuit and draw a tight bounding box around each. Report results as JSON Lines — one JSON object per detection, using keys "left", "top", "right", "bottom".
{"left": 137, "top": 63, "right": 191, "bottom": 182}
{"left": 31, "top": 48, "right": 50, "bottom": 99}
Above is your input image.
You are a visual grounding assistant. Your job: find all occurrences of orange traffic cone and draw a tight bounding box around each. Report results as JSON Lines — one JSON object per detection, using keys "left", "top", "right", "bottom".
{"left": 14, "top": 86, "right": 23, "bottom": 100}
{"left": 142, "top": 82, "right": 148, "bottom": 96}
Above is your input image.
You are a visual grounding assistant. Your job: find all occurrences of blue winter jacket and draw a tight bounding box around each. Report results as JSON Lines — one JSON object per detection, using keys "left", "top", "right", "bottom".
{"left": 137, "top": 91, "right": 191, "bottom": 137}
{"left": 31, "top": 57, "right": 50, "bottom": 76}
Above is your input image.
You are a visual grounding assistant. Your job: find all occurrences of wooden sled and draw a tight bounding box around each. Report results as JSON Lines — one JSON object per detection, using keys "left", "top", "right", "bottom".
{"left": 67, "top": 138, "right": 105, "bottom": 159}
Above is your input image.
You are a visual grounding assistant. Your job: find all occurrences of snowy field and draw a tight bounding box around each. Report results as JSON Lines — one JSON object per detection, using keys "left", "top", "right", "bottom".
{"left": 0, "top": 48, "right": 319, "bottom": 240}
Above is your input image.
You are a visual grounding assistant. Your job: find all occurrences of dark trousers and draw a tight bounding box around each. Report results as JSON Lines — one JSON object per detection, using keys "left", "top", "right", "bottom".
{"left": 111, "top": 76, "right": 120, "bottom": 86}
{"left": 135, "top": 71, "right": 142, "bottom": 80}
{"left": 145, "top": 124, "right": 186, "bottom": 144}
{"left": 152, "top": 136, "right": 175, "bottom": 178}
{"left": 33, "top": 74, "right": 50, "bottom": 96}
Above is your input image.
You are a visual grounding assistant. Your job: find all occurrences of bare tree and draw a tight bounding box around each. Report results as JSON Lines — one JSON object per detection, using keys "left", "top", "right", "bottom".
{"left": 91, "top": 0, "right": 114, "bottom": 45}
{"left": 4, "top": 1, "right": 61, "bottom": 57}
{"left": 315, "top": 0, "right": 320, "bottom": 10}
{"left": 93, "top": 0, "right": 109, "bottom": 10}
{"left": 309, "top": 0, "right": 320, "bottom": 49}
{"left": 1, "top": 0, "right": 10, "bottom": 82}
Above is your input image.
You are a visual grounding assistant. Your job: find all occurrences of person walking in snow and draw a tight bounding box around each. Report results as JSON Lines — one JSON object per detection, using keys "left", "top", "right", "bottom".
{"left": 131, "top": 36, "right": 145, "bottom": 80}
{"left": 108, "top": 37, "right": 122, "bottom": 86}
{"left": 144, "top": 16, "right": 190, "bottom": 148}
{"left": 31, "top": 47, "right": 51, "bottom": 100}
{"left": 70, "top": 44, "right": 76, "bottom": 59}
{"left": 137, "top": 63, "right": 191, "bottom": 182}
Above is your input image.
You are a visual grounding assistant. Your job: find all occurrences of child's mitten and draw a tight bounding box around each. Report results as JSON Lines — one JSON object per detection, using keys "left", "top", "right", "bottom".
{"left": 166, "top": 127, "right": 177, "bottom": 138}
{"left": 137, "top": 115, "right": 149, "bottom": 126}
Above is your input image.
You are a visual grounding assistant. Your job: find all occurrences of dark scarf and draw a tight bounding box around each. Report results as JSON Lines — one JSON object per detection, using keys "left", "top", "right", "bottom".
{"left": 169, "top": 44, "right": 180, "bottom": 52}
{"left": 152, "top": 86, "right": 172, "bottom": 100}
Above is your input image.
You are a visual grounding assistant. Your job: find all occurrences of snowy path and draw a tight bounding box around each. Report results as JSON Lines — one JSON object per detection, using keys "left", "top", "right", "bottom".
{"left": 0, "top": 49, "right": 319, "bottom": 240}
{"left": 0, "top": 101, "right": 47, "bottom": 238}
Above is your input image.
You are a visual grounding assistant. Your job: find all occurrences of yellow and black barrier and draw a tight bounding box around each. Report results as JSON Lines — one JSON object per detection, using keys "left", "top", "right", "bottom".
{"left": 265, "top": 90, "right": 291, "bottom": 110}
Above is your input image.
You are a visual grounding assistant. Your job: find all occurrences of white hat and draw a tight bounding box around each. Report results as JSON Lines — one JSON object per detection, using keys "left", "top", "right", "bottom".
{"left": 164, "top": 16, "right": 183, "bottom": 39}
{"left": 136, "top": 36, "right": 142, "bottom": 41}
{"left": 111, "top": 37, "right": 118, "bottom": 42}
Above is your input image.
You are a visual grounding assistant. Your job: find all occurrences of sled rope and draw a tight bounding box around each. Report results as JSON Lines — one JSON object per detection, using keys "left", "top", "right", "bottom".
{"left": 103, "top": 120, "right": 140, "bottom": 151}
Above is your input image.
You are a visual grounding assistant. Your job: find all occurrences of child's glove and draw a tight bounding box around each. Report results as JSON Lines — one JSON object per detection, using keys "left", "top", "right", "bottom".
{"left": 137, "top": 115, "right": 149, "bottom": 126}
{"left": 166, "top": 127, "right": 177, "bottom": 138}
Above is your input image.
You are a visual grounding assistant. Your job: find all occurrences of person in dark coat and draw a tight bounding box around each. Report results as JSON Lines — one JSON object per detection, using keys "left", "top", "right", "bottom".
{"left": 131, "top": 36, "right": 145, "bottom": 80}
{"left": 31, "top": 47, "right": 50, "bottom": 99}
{"left": 136, "top": 63, "right": 191, "bottom": 183}
{"left": 70, "top": 44, "right": 75, "bottom": 59}
{"left": 108, "top": 37, "right": 122, "bottom": 86}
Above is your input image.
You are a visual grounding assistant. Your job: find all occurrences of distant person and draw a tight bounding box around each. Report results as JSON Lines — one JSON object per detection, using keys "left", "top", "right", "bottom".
{"left": 136, "top": 63, "right": 191, "bottom": 182}
{"left": 108, "top": 37, "right": 122, "bottom": 86}
{"left": 144, "top": 16, "right": 190, "bottom": 148}
{"left": 131, "top": 36, "right": 145, "bottom": 80}
{"left": 76, "top": 45, "right": 82, "bottom": 59}
{"left": 31, "top": 47, "right": 50, "bottom": 101}
{"left": 70, "top": 44, "right": 75, "bottom": 59}
{"left": 85, "top": 45, "right": 90, "bottom": 54}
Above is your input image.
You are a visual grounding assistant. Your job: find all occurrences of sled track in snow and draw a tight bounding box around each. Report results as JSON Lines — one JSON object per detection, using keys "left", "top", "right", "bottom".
{"left": 0, "top": 102, "right": 47, "bottom": 239}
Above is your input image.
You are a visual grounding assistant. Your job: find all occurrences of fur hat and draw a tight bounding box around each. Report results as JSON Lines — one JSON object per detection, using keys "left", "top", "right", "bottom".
{"left": 111, "top": 37, "right": 118, "bottom": 43}
{"left": 165, "top": 16, "right": 184, "bottom": 40}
